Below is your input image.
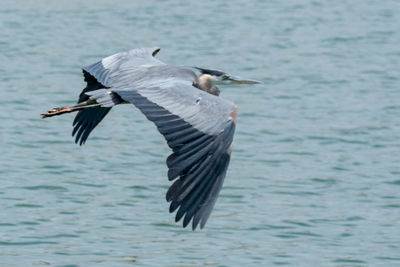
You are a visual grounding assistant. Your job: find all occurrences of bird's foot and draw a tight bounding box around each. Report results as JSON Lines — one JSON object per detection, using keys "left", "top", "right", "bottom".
{"left": 41, "top": 107, "right": 72, "bottom": 118}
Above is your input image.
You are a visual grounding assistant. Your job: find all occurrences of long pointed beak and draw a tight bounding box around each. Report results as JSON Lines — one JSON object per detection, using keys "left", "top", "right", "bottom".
{"left": 227, "top": 75, "right": 263, "bottom": 84}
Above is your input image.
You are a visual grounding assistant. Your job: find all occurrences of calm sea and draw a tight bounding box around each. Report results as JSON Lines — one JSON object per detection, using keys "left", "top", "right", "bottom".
{"left": 1, "top": 0, "right": 399, "bottom": 266}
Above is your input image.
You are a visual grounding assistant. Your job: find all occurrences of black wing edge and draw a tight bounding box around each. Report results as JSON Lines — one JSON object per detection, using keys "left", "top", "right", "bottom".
{"left": 114, "top": 89, "right": 235, "bottom": 230}
{"left": 194, "top": 67, "right": 225, "bottom": 77}
{"left": 72, "top": 70, "right": 111, "bottom": 145}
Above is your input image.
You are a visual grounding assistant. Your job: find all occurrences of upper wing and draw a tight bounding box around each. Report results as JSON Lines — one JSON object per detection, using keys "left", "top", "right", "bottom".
{"left": 113, "top": 83, "right": 237, "bottom": 230}
{"left": 83, "top": 47, "right": 164, "bottom": 87}
{"left": 73, "top": 47, "right": 164, "bottom": 145}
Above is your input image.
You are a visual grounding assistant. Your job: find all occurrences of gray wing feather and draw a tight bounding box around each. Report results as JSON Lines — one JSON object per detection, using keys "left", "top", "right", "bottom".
{"left": 109, "top": 83, "right": 236, "bottom": 230}
{"left": 83, "top": 47, "right": 164, "bottom": 87}
{"left": 116, "top": 82, "right": 235, "bottom": 136}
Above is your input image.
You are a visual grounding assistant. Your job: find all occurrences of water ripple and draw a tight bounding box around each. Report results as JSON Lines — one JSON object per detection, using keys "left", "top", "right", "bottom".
{"left": 1, "top": 0, "right": 399, "bottom": 266}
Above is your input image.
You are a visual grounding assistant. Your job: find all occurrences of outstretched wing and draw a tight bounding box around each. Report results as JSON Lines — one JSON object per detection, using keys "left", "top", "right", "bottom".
{"left": 72, "top": 71, "right": 111, "bottom": 145}
{"left": 73, "top": 47, "right": 163, "bottom": 145}
{"left": 113, "top": 83, "right": 237, "bottom": 230}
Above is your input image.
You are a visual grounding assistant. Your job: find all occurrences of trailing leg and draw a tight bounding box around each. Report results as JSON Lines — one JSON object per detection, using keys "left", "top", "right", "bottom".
{"left": 41, "top": 100, "right": 100, "bottom": 118}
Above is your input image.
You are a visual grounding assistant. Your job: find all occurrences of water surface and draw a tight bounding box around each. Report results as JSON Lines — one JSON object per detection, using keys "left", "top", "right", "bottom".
{"left": 1, "top": 0, "right": 399, "bottom": 266}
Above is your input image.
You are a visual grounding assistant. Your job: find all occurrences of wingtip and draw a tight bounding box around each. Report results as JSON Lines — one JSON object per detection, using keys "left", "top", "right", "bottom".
{"left": 74, "top": 136, "right": 86, "bottom": 146}
{"left": 192, "top": 220, "right": 201, "bottom": 231}
{"left": 169, "top": 201, "right": 179, "bottom": 213}
{"left": 182, "top": 215, "right": 191, "bottom": 228}
{"left": 152, "top": 48, "right": 161, "bottom": 57}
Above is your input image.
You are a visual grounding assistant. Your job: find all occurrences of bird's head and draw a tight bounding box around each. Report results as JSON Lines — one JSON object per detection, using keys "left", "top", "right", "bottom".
{"left": 194, "top": 67, "right": 262, "bottom": 86}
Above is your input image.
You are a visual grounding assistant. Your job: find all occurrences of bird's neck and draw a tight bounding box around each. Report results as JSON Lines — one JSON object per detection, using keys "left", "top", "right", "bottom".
{"left": 196, "top": 74, "right": 220, "bottom": 96}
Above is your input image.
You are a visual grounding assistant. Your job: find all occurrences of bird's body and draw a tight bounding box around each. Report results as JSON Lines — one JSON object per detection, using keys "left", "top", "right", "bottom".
{"left": 42, "top": 47, "right": 261, "bottom": 230}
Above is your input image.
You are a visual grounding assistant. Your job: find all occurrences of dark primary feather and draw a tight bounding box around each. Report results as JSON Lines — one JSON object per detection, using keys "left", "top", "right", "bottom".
{"left": 72, "top": 71, "right": 111, "bottom": 145}
{"left": 114, "top": 89, "right": 235, "bottom": 230}
{"left": 72, "top": 48, "right": 163, "bottom": 145}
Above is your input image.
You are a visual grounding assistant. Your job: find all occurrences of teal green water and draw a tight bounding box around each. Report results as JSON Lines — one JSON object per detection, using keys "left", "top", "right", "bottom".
{"left": 1, "top": 0, "right": 400, "bottom": 266}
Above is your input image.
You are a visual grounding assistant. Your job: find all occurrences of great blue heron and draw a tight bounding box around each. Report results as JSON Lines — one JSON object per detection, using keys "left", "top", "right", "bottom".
{"left": 42, "top": 47, "right": 261, "bottom": 230}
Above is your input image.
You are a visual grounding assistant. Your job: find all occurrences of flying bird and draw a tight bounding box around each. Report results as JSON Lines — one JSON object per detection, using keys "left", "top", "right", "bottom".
{"left": 42, "top": 47, "right": 261, "bottom": 230}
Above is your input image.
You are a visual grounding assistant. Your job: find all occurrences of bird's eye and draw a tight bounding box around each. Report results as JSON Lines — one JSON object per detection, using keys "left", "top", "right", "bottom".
{"left": 222, "top": 74, "right": 228, "bottom": 80}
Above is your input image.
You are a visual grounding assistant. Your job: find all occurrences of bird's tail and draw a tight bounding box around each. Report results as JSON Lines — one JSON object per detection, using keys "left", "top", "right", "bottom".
{"left": 41, "top": 100, "right": 100, "bottom": 118}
